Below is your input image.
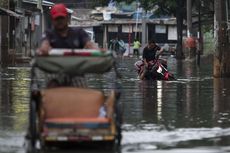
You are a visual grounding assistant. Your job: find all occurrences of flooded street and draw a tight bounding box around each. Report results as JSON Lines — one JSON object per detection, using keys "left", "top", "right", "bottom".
{"left": 1, "top": 55, "right": 230, "bottom": 153}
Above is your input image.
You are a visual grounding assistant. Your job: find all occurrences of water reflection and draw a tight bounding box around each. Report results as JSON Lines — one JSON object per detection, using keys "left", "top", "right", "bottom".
{"left": 213, "top": 78, "right": 230, "bottom": 127}
{"left": 121, "top": 56, "right": 230, "bottom": 152}
{"left": 0, "top": 67, "right": 30, "bottom": 153}
{"left": 1, "top": 56, "right": 230, "bottom": 153}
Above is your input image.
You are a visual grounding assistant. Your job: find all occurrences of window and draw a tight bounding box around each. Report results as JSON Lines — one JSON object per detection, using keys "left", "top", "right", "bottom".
{"left": 168, "top": 26, "right": 177, "bottom": 40}
{"left": 108, "top": 25, "right": 118, "bottom": 32}
{"left": 122, "top": 25, "right": 132, "bottom": 33}
{"left": 155, "top": 25, "right": 166, "bottom": 34}
{"left": 133, "top": 25, "right": 142, "bottom": 32}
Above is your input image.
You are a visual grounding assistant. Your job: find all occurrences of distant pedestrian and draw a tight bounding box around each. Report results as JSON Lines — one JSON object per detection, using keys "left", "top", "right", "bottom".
{"left": 133, "top": 39, "right": 141, "bottom": 57}
{"left": 109, "top": 36, "right": 126, "bottom": 57}
{"left": 185, "top": 34, "right": 197, "bottom": 59}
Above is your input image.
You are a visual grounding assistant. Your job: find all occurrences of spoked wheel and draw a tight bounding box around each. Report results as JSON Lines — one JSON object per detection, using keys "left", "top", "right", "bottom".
{"left": 115, "top": 126, "right": 122, "bottom": 151}
{"left": 114, "top": 99, "right": 122, "bottom": 152}
{"left": 29, "top": 100, "right": 38, "bottom": 149}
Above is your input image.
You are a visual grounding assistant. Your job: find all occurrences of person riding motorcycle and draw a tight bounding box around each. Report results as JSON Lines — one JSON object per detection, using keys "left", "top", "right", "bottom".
{"left": 140, "top": 40, "right": 163, "bottom": 80}
{"left": 39, "top": 3, "right": 98, "bottom": 55}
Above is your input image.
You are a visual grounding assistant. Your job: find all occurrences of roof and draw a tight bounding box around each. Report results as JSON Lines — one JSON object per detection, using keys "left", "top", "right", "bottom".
{"left": 0, "top": 7, "right": 23, "bottom": 18}
{"left": 102, "top": 18, "right": 177, "bottom": 25}
{"left": 22, "top": 0, "right": 53, "bottom": 6}
{"left": 22, "top": 0, "right": 74, "bottom": 13}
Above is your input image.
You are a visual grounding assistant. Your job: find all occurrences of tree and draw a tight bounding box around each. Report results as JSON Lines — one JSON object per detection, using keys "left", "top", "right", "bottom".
{"left": 214, "top": 0, "right": 230, "bottom": 77}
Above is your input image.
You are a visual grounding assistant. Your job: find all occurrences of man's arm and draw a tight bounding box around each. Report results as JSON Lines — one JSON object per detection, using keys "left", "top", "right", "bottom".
{"left": 84, "top": 41, "right": 108, "bottom": 52}
{"left": 77, "top": 28, "right": 101, "bottom": 50}
{"left": 84, "top": 41, "right": 98, "bottom": 49}
{"left": 38, "top": 39, "right": 51, "bottom": 55}
{"left": 142, "top": 48, "right": 148, "bottom": 66}
{"left": 158, "top": 47, "right": 164, "bottom": 55}
{"left": 156, "top": 46, "right": 164, "bottom": 58}
{"left": 37, "top": 31, "right": 52, "bottom": 55}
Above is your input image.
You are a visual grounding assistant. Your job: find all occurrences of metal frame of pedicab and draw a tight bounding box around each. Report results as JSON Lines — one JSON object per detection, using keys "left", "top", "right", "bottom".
{"left": 28, "top": 49, "right": 122, "bottom": 150}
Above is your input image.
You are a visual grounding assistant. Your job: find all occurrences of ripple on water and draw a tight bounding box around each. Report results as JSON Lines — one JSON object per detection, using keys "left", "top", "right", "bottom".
{"left": 0, "top": 131, "right": 25, "bottom": 153}
{"left": 122, "top": 124, "right": 230, "bottom": 147}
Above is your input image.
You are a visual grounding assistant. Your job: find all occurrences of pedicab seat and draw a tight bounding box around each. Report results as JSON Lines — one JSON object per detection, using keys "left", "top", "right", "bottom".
{"left": 41, "top": 88, "right": 115, "bottom": 129}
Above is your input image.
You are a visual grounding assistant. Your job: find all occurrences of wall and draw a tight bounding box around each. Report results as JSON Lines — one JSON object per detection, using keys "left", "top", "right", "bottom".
{"left": 148, "top": 24, "right": 177, "bottom": 44}
{"left": 0, "top": 0, "right": 9, "bottom": 65}
{"left": 0, "top": 17, "right": 1, "bottom": 62}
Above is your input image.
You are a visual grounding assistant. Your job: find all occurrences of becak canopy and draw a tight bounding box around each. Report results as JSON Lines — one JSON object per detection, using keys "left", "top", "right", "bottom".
{"left": 33, "top": 49, "right": 114, "bottom": 75}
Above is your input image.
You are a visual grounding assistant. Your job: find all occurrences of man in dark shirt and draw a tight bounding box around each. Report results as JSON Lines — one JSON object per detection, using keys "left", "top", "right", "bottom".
{"left": 39, "top": 3, "right": 97, "bottom": 54}
{"left": 140, "top": 40, "right": 163, "bottom": 79}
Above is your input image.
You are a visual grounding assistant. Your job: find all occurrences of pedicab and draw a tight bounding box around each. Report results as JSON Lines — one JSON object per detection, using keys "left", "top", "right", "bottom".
{"left": 28, "top": 49, "right": 122, "bottom": 150}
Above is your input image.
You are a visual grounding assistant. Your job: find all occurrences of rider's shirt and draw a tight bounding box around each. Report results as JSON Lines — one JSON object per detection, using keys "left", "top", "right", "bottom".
{"left": 133, "top": 40, "right": 141, "bottom": 49}
{"left": 42, "top": 27, "right": 90, "bottom": 48}
{"left": 142, "top": 45, "right": 161, "bottom": 62}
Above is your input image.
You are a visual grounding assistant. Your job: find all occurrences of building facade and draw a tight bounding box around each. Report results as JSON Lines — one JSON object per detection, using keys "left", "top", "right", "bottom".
{"left": 51, "top": 0, "right": 98, "bottom": 8}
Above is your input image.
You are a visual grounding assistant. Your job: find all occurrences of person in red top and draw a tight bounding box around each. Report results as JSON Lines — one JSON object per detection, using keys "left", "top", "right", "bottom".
{"left": 185, "top": 34, "right": 197, "bottom": 58}
{"left": 39, "top": 3, "right": 98, "bottom": 54}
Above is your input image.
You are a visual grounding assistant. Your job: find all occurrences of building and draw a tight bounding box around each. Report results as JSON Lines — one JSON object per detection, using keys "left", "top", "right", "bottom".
{"left": 72, "top": 8, "right": 177, "bottom": 53}
{"left": 0, "top": 0, "right": 74, "bottom": 65}
{"left": 51, "top": 0, "right": 98, "bottom": 8}
{"left": 0, "top": 0, "right": 23, "bottom": 65}
{"left": 103, "top": 18, "right": 177, "bottom": 44}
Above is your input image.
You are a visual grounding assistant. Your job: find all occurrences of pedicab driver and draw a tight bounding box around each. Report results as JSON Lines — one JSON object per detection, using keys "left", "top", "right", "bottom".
{"left": 37, "top": 4, "right": 107, "bottom": 117}
{"left": 39, "top": 3, "right": 98, "bottom": 54}
{"left": 38, "top": 3, "right": 100, "bottom": 87}
{"left": 140, "top": 40, "right": 164, "bottom": 80}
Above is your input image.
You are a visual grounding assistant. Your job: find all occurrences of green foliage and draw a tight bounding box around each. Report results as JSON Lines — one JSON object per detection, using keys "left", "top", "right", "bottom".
{"left": 97, "top": 0, "right": 214, "bottom": 21}
{"left": 140, "top": 0, "right": 157, "bottom": 12}
{"left": 92, "top": 0, "right": 110, "bottom": 7}
{"left": 114, "top": 0, "right": 178, "bottom": 15}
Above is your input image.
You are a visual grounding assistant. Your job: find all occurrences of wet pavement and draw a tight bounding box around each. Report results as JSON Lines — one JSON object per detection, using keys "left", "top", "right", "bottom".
{"left": 1, "top": 55, "right": 230, "bottom": 153}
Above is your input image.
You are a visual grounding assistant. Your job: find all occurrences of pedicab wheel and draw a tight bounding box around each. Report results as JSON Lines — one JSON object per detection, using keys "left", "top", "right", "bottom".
{"left": 29, "top": 100, "right": 37, "bottom": 149}
{"left": 114, "top": 101, "right": 122, "bottom": 152}
{"left": 114, "top": 126, "right": 122, "bottom": 152}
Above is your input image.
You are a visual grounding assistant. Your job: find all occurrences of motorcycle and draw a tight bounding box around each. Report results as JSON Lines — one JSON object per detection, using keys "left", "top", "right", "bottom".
{"left": 134, "top": 58, "right": 175, "bottom": 81}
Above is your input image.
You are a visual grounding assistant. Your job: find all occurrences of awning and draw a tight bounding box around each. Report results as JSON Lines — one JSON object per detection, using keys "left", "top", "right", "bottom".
{"left": 23, "top": 0, "right": 53, "bottom": 7}
{"left": 0, "top": 7, "right": 23, "bottom": 18}
{"left": 22, "top": 0, "right": 74, "bottom": 13}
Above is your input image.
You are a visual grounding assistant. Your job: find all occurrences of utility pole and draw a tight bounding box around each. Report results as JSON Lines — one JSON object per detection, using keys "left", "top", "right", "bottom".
{"left": 176, "top": 0, "right": 184, "bottom": 59}
{"left": 141, "top": 11, "right": 147, "bottom": 48}
{"left": 37, "top": 0, "right": 44, "bottom": 33}
{"left": 187, "top": 0, "right": 192, "bottom": 37}
{"left": 197, "top": 0, "right": 202, "bottom": 66}
{"left": 214, "top": 0, "right": 230, "bottom": 77}
{"left": 135, "top": 1, "right": 140, "bottom": 39}
{"left": 0, "top": 0, "right": 9, "bottom": 66}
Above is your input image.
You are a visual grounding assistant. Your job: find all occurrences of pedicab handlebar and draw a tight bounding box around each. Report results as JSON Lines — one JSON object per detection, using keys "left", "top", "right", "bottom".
{"left": 38, "top": 49, "right": 111, "bottom": 57}
{"left": 33, "top": 49, "right": 115, "bottom": 75}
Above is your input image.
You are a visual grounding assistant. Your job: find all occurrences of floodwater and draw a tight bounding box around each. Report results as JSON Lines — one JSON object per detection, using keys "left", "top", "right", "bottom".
{"left": 1, "top": 55, "right": 230, "bottom": 153}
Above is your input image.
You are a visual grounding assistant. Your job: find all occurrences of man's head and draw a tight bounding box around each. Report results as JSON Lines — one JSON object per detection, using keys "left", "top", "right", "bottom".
{"left": 148, "top": 39, "right": 156, "bottom": 49}
{"left": 50, "top": 3, "right": 68, "bottom": 31}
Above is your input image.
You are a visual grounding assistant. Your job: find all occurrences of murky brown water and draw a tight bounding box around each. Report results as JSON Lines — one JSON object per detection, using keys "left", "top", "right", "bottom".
{"left": 1, "top": 55, "right": 230, "bottom": 153}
